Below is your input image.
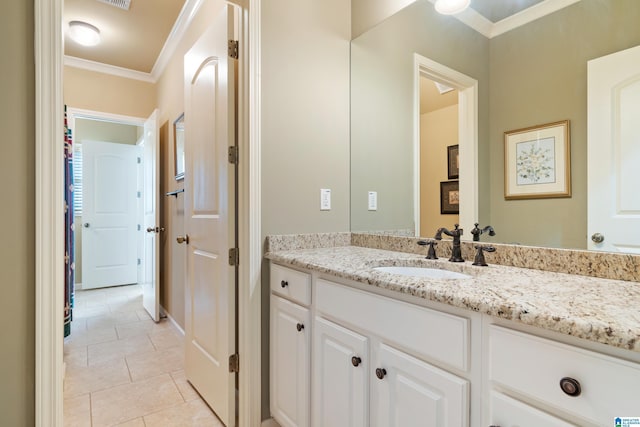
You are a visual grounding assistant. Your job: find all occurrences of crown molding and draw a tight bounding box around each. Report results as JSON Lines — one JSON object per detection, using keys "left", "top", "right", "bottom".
{"left": 150, "top": 0, "right": 204, "bottom": 80}
{"left": 64, "top": 55, "right": 155, "bottom": 83}
{"left": 64, "top": 0, "right": 204, "bottom": 84}
{"left": 428, "top": 0, "right": 582, "bottom": 39}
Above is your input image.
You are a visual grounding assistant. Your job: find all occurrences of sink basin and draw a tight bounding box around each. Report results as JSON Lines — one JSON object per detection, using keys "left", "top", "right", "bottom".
{"left": 373, "top": 266, "right": 471, "bottom": 280}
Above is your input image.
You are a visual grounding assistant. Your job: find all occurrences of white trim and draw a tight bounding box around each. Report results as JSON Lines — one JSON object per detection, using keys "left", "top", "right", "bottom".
{"left": 239, "top": 1, "right": 262, "bottom": 426}
{"left": 490, "top": 0, "right": 582, "bottom": 38}
{"left": 35, "top": 0, "right": 64, "bottom": 425}
{"left": 67, "top": 107, "right": 146, "bottom": 127}
{"left": 414, "top": 54, "right": 479, "bottom": 234}
{"left": 150, "top": 0, "right": 204, "bottom": 81}
{"left": 64, "top": 55, "right": 156, "bottom": 83}
{"left": 160, "top": 305, "right": 186, "bottom": 336}
{"left": 426, "top": 0, "right": 582, "bottom": 38}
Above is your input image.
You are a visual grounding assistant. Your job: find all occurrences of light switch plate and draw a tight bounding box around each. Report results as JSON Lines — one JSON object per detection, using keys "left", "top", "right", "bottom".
{"left": 320, "top": 188, "right": 331, "bottom": 210}
{"left": 368, "top": 191, "right": 377, "bottom": 211}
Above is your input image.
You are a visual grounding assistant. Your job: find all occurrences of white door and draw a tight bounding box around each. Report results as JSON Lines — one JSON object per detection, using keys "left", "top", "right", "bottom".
{"left": 270, "top": 295, "right": 311, "bottom": 427}
{"left": 588, "top": 44, "right": 640, "bottom": 253}
{"left": 82, "top": 140, "right": 139, "bottom": 289}
{"left": 372, "top": 343, "right": 469, "bottom": 427}
{"left": 184, "top": 5, "right": 238, "bottom": 425}
{"left": 142, "top": 109, "right": 160, "bottom": 321}
{"left": 313, "top": 317, "right": 368, "bottom": 427}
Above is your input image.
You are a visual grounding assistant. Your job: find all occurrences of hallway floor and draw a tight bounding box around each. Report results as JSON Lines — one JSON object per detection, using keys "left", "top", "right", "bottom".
{"left": 63, "top": 284, "right": 224, "bottom": 427}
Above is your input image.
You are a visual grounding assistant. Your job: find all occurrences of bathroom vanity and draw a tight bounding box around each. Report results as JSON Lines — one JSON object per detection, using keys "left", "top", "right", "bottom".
{"left": 266, "top": 239, "right": 640, "bottom": 427}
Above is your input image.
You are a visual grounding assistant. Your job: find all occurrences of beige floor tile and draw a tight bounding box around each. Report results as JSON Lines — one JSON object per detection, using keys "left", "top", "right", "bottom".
{"left": 73, "top": 304, "right": 112, "bottom": 319}
{"left": 91, "top": 374, "right": 183, "bottom": 427}
{"left": 116, "top": 319, "right": 156, "bottom": 339}
{"left": 86, "top": 311, "right": 141, "bottom": 330}
{"left": 64, "top": 325, "right": 118, "bottom": 349}
{"left": 143, "top": 399, "right": 223, "bottom": 427}
{"left": 63, "top": 394, "right": 91, "bottom": 427}
{"left": 114, "top": 417, "right": 146, "bottom": 427}
{"left": 88, "top": 335, "right": 155, "bottom": 366}
{"left": 64, "top": 357, "right": 131, "bottom": 398}
{"left": 170, "top": 371, "right": 201, "bottom": 402}
{"left": 150, "top": 328, "right": 183, "bottom": 351}
{"left": 70, "top": 318, "right": 87, "bottom": 332}
{"left": 126, "top": 346, "right": 184, "bottom": 382}
{"left": 64, "top": 346, "right": 88, "bottom": 369}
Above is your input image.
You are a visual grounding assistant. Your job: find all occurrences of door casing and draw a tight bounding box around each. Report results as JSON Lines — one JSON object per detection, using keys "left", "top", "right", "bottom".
{"left": 34, "top": 1, "right": 263, "bottom": 426}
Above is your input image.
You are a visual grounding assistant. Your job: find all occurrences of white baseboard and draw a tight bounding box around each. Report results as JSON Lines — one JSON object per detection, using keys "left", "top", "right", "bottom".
{"left": 74, "top": 282, "right": 83, "bottom": 290}
{"left": 160, "top": 305, "right": 185, "bottom": 336}
{"left": 261, "top": 419, "right": 280, "bottom": 427}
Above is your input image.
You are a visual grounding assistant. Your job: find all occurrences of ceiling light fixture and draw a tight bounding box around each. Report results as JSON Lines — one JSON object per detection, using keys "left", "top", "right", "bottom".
{"left": 68, "top": 21, "right": 101, "bottom": 47}
{"left": 434, "top": 0, "right": 471, "bottom": 15}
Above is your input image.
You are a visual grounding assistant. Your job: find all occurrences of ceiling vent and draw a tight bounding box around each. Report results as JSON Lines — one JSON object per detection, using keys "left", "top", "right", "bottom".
{"left": 96, "top": 0, "right": 131, "bottom": 11}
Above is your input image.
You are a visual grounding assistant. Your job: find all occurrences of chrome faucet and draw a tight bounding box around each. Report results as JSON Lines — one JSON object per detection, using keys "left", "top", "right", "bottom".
{"left": 435, "top": 224, "right": 464, "bottom": 262}
{"left": 470, "top": 223, "right": 495, "bottom": 242}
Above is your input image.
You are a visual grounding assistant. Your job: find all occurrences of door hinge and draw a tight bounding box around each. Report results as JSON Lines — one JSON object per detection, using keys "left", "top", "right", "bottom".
{"left": 137, "top": 224, "right": 141, "bottom": 231}
{"left": 137, "top": 191, "right": 141, "bottom": 199}
{"left": 228, "top": 146, "right": 239, "bottom": 164}
{"left": 229, "top": 353, "right": 239, "bottom": 373}
{"left": 228, "top": 247, "right": 239, "bottom": 266}
{"left": 137, "top": 258, "right": 141, "bottom": 266}
{"left": 228, "top": 40, "right": 239, "bottom": 59}
{"left": 137, "top": 157, "right": 141, "bottom": 164}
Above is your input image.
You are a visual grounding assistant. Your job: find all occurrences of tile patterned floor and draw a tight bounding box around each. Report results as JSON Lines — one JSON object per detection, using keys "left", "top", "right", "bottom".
{"left": 64, "top": 284, "right": 224, "bottom": 427}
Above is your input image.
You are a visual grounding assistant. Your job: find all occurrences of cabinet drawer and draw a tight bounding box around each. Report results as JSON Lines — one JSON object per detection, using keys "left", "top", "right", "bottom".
{"left": 316, "top": 278, "right": 469, "bottom": 372}
{"left": 271, "top": 263, "right": 311, "bottom": 306}
{"left": 489, "top": 325, "right": 640, "bottom": 425}
{"left": 489, "top": 391, "right": 576, "bottom": 427}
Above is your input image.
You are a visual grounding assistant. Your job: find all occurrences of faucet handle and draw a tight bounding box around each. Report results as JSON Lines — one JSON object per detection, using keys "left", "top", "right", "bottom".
{"left": 417, "top": 240, "right": 438, "bottom": 259}
{"left": 472, "top": 245, "right": 496, "bottom": 267}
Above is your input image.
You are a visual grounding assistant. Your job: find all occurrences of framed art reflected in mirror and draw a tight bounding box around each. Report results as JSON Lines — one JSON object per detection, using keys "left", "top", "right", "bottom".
{"left": 173, "top": 113, "right": 185, "bottom": 180}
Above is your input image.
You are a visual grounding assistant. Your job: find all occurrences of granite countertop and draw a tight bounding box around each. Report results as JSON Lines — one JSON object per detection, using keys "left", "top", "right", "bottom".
{"left": 266, "top": 245, "right": 640, "bottom": 353}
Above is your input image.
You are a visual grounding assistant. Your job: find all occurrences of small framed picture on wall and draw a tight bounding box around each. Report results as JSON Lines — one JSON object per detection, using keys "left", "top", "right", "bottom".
{"left": 440, "top": 180, "right": 459, "bottom": 214}
{"left": 447, "top": 144, "right": 459, "bottom": 179}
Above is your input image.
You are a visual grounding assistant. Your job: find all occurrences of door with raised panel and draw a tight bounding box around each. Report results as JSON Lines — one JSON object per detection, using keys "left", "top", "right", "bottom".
{"left": 313, "top": 317, "right": 369, "bottom": 427}
{"left": 588, "top": 44, "right": 640, "bottom": 253}
{"left": 372, "top": 343, "right": 469, "bottom": 427}
{"left": 183, "top": 4, "right": 238, "bottom": 426}
{"left": 271, "top": 295, "right": 311, "bottom": 427}
{"left": 489, "top": 391, "right": 576, "bottom": 427}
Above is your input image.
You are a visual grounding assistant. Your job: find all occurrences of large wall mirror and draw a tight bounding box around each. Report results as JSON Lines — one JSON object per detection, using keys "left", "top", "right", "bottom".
{"left": 173, "top": 113, "right": 185, "bottom": 181}
{"left": 350, "top": 0, "right": 640, "bottom": 252}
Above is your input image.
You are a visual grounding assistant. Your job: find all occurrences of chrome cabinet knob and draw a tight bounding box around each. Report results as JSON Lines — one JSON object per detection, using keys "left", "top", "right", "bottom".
{"left": 83, "top": 223, "right": 90, "bottom": 228}
{"left": 559, "top": 377, "right": 581, "bottom": 397}
{"left": 591, "top": 233, "right": 604, "bottom": 243}
{"left": 176, "top": 235, "right": 189, "bottom": 244}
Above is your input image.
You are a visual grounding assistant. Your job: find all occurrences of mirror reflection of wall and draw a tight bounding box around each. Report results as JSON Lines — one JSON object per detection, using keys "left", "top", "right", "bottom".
{"left": 173, "top": 113, "right": 185, "bottom": 181}
{"left": 419, "top": 76, "right": 459, "bottom": 237}
{"left": 350, "top": 0, "right": 640, "bottom": 251}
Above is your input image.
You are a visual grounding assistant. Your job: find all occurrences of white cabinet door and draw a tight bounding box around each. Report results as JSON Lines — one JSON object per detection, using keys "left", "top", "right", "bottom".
{"left": 372, "top": 343, "right": 469, "bottom": 427}
{"left": 271, "top": 295, "right": 311, "bottom": 427}
{"left": 489, "top": 391, "right": 576, "bottom": 427}
{"left": 313, "top": 317, "right": 369, "bottom": 427}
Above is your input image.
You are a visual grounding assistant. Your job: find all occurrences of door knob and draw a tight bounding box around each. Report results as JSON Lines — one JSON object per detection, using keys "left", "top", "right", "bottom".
{"left": 146, "top": 227, "right": 155, "bottom": 233}
{"left": 176, "top": 235, "right": 189, "bottom": 244}
{"left": 83, "top": 223, "right": 90, "bottom": 228}
{"left": 591, "top": 233, "right": 604, "bottom": 243}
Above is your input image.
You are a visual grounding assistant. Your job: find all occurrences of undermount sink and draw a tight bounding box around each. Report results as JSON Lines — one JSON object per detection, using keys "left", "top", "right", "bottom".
{"left": 373, "top": 266, "right": 472, "bottom": 280}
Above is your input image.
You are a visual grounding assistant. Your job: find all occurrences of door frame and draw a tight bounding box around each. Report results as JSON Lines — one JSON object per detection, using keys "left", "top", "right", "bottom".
{"left": 413, "top": 53, "right": 479, "bottom": 235}
{"left": 34, "top": 1, "right": 263, "bottom": 426}
{"left": 67, "top": 108, "right": 146, "bottom": 290}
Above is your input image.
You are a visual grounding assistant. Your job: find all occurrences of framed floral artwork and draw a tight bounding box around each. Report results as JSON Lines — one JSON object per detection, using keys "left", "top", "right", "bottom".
{"left": 504, "top": 120, "right": 571, "bottom": 200}
{"left": 440, "top": 180, "right": 459, "bottom": 214}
